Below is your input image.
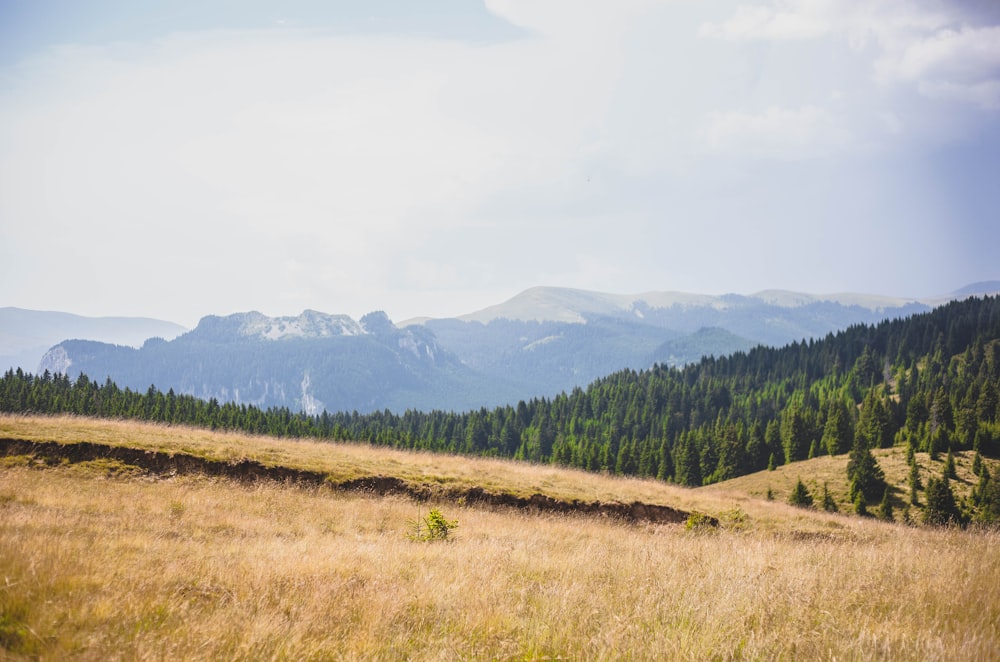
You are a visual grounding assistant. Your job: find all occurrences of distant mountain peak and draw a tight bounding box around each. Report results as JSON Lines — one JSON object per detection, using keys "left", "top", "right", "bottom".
{"left": 245, "top": 310, "right": 364, "bottom": 340}
{"left": 950, "top": 281, "right": 1000, "bottom": 297}
{"left": 453, "top": 285, "right": 930, "bottom": 325}
{"left": 189, "top": 310, "right": 365, "bottom": 342}
{"left": 749, "top": 290, "right": 920, "bottom": 310}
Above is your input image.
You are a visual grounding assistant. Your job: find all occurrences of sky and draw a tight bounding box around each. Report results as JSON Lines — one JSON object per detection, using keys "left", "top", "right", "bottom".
{"left": 1, "top": 0, "right": 998, "bottom": 328}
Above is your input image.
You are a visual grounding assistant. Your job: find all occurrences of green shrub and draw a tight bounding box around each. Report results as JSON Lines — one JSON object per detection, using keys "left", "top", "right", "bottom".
{"left": 408, "top": 508, "right": 458, "bottom": 541}
{"left": 684, "top": 511, "right": 719, "bottom": 531}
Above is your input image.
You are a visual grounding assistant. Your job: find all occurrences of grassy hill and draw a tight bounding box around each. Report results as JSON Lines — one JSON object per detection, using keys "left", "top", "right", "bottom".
{"left": 701, "top": 445, "right": 996, "bottom": 520}
{"left": 2, "top": 414, "right": 1000, "bottom": 659}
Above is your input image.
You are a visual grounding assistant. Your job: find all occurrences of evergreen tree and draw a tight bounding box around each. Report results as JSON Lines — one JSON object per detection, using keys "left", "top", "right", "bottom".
{"left": 854, "top": 491, "right": 869, "bottom": 517}
{"left": 782, "top": 404, "right": 811, "bottom": 464}
{"left": 909, "top": 461, "right": 921, "bottom": 505}
{"left": 788, "top": 479, "right": 814, "bottom": 508}
{"left": 877, "top": 487, "right": 894, "bottom": 521}
{"left": 856, "top": 389, "right": 893, "bottom": 449}
{"left": 821, "top": 482, "right": 838, "bottom": 512}
{"left": 901, "top": 503, "right": 914, "bottom": 526}
{"left": 973, "top": 469, "right": 1000, "bottom": 524}
{"left": 765, "top": 420, "right": 783, "bottom": 468}
{"left": 822, "top": 398, "right": 853, "bottom": 456}
{"left": 923, "top": 475, "right": 963, "bottom": 526}
{"left": 944, "top": 449, "right": 957, "bottom": 480}
{"left": 847, "top": 441, "right": 886, "bottom": 502}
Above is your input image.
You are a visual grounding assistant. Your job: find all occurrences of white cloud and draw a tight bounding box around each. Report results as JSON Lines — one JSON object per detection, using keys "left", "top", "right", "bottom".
{"left": 699, "top": 3, "right": 831, "bottom": 41}
{"left": 917, "top": 79, "right": 1000, "bottom": 109}
{"left": 703, "top": 1, "right": 1000, "bottom": 110}
{"left": 0, "top": 0, "right": 997, "bottom": 323}
{"left": 702, "top": 106, "right": 853, "bottom": 159}
{"left": 878, "top": 25, "right": 1000, "bottom": 109}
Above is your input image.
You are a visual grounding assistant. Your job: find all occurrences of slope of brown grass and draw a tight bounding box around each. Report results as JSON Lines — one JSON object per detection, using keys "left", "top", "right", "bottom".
{"left": 0, "top": 414, "right": 686, "bottom": 507}
{"left": 700, "top": 446, "right": 998, "bottom": 519}
{"left": 2, "top": 414, "right": 1000, "bottom": 659}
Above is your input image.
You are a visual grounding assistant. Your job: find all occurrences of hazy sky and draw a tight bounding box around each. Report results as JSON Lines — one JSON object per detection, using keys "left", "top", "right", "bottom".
{"left": 2, "top": 0, "right": 998, "bottom": 327}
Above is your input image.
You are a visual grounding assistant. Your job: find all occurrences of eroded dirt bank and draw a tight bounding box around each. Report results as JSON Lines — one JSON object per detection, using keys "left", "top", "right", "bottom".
{"left": 0, "top": 437, "right": 689, "bottom": 525}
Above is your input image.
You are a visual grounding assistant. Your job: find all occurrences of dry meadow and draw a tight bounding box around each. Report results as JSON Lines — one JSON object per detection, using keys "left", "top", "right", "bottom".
{"left": 1, "top": 415, "right": 999, "bottom": 660}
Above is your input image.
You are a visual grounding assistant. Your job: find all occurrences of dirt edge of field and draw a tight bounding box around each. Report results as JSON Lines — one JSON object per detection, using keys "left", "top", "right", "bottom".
{"left": 0, "top": 437, "right": 690, "bottom": 525}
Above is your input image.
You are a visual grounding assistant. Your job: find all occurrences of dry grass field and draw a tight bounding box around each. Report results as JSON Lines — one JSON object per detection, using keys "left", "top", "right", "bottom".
{"left": 701, "top": 445, "right": 995, "bottom": 518}
{"left": 2, "top": 414, "right": 999, "bottom": 660}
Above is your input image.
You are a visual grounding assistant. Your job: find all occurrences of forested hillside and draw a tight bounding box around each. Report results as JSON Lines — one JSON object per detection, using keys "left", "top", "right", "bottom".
{"left": 4, "top": 296, "right": 999, "bottom": 507}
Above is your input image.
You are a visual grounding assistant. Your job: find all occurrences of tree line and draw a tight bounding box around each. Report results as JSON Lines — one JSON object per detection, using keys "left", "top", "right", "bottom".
{"left": 3, "top": 295, "right": 1000, "bottom": 522}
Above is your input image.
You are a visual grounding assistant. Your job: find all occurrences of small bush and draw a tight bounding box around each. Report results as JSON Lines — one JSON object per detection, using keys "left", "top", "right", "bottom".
{"left": 718, "top": 507, "right": 749, "bottom": 532}
{"left": 684, "top": 511, "right": 719, "bottom": 531}
{"left": 407, "top": 508, "right": 458, "bottom": 542}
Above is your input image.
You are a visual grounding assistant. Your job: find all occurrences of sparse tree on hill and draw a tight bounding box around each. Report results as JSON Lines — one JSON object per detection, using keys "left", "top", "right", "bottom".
{"left": 944, "top": 449, "right": 957, "bottom": 480}
{"left": 923, "top": 475, "right": 963, "bottom": 526}
{"left": 973, "top": 468, "right": 1000, "bottom": 524}
{"left": 877, "top": 487, "right": 894, "bottom": 521}
{"left": 821, "top": 483, "right": 838, "bottom": 512}
{"left": 847, "top": 440, "right": 886, "bottom": 502}
{"left": 789, "top": 479, "right": 814, "bottom": 508}
{"left": 909, "top": 461, "right": 921, "bottom": 505}
{"left": 854, "top": 491, "right": 869, "bottom": 517}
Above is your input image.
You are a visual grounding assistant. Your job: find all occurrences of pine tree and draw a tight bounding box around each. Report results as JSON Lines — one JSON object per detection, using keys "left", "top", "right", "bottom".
{"left": 908, "top": 461, "right": 921, "bottom": 505}
{"left": 877, "top": 487, "right": 894, "bottom": 521}
{"left": 788, "top": 479, "right": 814, "bottom": 508}
{"left": 782, "top": 405, "right": 810, "bottom": 464}
{"left": 847, "top": 441, "right": 886, "bottom": 502}
{"left": 821, "top": 482, "right": 838, "bottom": 512}
{"left": 901, "top": 503, "right": 914, "bottom": 526}
{"left": 854, "top": 491, "right": 869, "bottom": 517}
{"left": 923, "top": 475, "right": 962, "bottom": 526}
{"left": 822, "top": 398, "right": 854, "bottom": 456}
{"left": 944, "top": 449, "right": 957, "bottom": 480}
{"left": 974, "top": 470, "right": 1000, "bottom": 524}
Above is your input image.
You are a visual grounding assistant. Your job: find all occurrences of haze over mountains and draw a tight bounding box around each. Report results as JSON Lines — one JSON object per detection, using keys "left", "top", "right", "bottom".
{"left": 0, "top": 308, "right": 186, "bottom": 377}
{"left": 13, "top": 282, "right": 1000, "bottom": 414}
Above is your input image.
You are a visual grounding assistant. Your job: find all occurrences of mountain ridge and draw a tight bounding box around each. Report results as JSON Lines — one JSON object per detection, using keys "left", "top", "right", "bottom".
{"left": 0, "top": 307, "right": 187, "bottom": 374}
{"left": 19, "top": 281, "right": 1000, "bottom": 415}
{"left": 443, "top": 285, "right": 984, "bottom": 326}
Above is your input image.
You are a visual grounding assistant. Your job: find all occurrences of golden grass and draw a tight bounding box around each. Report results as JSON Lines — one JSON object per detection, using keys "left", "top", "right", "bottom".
{"left": 701, "top": 446, "right": 997, "bottom": 519}
{"left": 2, "top": 415, "right": 1000, "bottom": 659}
{"left": 2, "top": 466, "right": 999, "bottom": 660}
{"left": 0, "top": 414, "right": 694, "bottom": 506}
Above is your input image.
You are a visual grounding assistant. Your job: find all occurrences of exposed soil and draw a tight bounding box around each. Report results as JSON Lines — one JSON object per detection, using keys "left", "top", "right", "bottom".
{"left": 0, "top": 438, "right": 689, "bottom": 525}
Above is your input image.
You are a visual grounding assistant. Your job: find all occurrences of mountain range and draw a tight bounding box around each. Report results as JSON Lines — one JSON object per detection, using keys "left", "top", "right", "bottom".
{"left": 18, "top": 282, "right": 1000, "bottom": 414}
{"left": 0, "top": 308, "right": 186, "bottom": 376}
